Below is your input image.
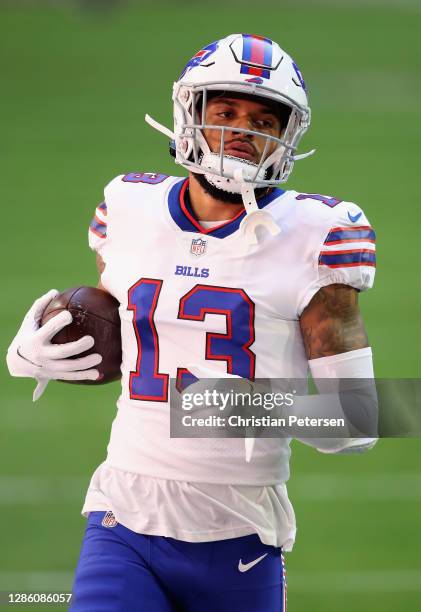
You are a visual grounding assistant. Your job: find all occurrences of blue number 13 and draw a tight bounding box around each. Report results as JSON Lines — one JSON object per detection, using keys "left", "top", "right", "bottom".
{"left": 127, "top": 279, "right": 256, "bottom": 402}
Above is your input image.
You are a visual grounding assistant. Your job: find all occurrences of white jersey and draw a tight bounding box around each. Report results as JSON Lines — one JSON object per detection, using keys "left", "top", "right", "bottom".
{"left": 83, "top": 172, "right": 376, "bottom": 546}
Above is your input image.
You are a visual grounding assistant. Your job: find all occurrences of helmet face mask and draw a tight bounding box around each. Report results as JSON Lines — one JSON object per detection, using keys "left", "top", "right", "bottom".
{"left": 173, "top": 79, "right": 310, "bottom": 190}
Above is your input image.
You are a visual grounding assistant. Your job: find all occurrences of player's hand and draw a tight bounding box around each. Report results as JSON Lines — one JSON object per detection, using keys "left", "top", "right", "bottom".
{"left": 315, "top": 437, "right": 378, "bottom": 454}
{"left": 6, "top": 289, "right": 102, "bottom": 400}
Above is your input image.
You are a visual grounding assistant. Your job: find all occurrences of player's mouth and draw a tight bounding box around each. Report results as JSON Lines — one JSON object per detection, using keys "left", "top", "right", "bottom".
{"left": 224, "top": 140, "right": 257, "bottom": 162}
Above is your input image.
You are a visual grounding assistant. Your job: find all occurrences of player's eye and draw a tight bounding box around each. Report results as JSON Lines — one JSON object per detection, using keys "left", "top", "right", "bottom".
{"left": 217, "top": 110, "right": 234, "bottom": 119}
{"left": 254, "top": 118, "right": 274, "bottom": 129}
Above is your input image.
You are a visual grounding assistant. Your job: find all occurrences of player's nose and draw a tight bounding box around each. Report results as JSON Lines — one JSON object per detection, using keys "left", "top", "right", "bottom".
{"left": 226, "top": 114, "right": 255, "bottom": 139}
{"left": 234, "top": 113, "right": 254, "bottom": 130}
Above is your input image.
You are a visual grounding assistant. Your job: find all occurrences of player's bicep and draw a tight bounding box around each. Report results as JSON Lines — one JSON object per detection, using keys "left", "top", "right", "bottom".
{"left": 87, "top": 200, "right": 109, "bottom": 292}
{"left": 96, "top": 253, "right": 108, "bottom": 292}
{"left": 299, "top": 283, "right": 369, "bottom": 360}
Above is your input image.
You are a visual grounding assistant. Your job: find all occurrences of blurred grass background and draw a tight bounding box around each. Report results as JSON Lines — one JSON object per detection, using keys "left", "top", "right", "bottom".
{"left": 0, "top": 0, "right": 420, "bottom": 610}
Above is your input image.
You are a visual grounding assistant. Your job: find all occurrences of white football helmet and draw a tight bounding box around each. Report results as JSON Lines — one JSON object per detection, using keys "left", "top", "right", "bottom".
{"left": 146, "top": 33, "right": 313, "bottom": 191}
{"left": 146, "top": 34, "right": 314, "bottom": 243}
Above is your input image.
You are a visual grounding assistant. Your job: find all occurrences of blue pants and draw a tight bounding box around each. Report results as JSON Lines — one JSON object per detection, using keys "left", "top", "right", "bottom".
{"left": 71, "top": 511, "right": 287, "bottom": 611}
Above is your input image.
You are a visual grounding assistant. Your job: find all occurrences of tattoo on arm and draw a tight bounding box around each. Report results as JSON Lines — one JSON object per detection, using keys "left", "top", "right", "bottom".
{"left": 299, "top": 284, "right": 369, "bottom": 360}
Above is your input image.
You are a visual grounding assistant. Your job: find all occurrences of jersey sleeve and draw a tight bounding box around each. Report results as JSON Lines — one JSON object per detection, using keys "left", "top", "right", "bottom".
{"left": 87, "top": 174, "right": 126, "bottom": 253}
{"left": 88, "top": 201, "right": 108, "bottom": 253}
{"left": 87, "top": 172, "right": 172, "bottom": 253}
{"left": 297, "top": 203, "right": 376, "bottom": 315}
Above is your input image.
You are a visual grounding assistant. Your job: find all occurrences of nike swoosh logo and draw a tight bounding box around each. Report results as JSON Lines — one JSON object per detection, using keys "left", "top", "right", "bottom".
{"left": 348, "top": 211, "right": 362, "bottom": 223}
{"left": 238, "top": 553, "right": 268, "bottom": 573}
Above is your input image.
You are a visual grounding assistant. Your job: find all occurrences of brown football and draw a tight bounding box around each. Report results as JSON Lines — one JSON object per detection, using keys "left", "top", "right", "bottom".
{"left": 41, "top": 286, "right": 122, "bottom": 384}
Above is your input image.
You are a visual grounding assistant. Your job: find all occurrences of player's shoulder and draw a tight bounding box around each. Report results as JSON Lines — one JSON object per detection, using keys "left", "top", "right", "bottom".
{"left": 104, "top": 172, "right": 182, "bottom": 201}
{"left": 279, "top": 187, "right": 373, "bottom": 232}
{"left": 89, "top": 172, "right": 182, "bottom": 251}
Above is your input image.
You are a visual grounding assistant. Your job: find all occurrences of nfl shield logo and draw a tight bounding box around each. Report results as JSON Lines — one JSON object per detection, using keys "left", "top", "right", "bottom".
{"left": 102, "top": 510, "right": 118, "bottom": 528}
{"left": 190, "top": 238, "right": 207, "bottom": 256}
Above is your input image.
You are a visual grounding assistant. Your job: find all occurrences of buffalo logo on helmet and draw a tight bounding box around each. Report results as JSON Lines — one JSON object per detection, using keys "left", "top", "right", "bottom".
{"left": 179, "top": 41, "right": 219, "bottom": 79}
{"left": 292, "top": 61, "right": 307, "bottom": 93}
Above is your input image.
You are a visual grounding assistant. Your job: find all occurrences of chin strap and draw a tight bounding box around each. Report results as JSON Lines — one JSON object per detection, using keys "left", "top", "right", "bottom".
{"left": 234, "top": 169, "right": 280, "bottom": 246}
{"left": 145, "top": 114, "right": 175, "bottom": 140}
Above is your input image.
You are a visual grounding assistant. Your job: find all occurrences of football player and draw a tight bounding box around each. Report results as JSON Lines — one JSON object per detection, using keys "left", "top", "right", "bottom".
{"left": 7, "top": 34, "right": 377, "bottom": 611}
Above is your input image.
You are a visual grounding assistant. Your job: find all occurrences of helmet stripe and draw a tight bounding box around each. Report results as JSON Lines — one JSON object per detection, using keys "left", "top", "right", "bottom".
{"left": 240, "top": 34, "right": 273, "bottom": 79}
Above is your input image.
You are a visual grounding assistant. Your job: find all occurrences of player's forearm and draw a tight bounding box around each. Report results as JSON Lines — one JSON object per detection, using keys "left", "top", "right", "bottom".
{"left": 292, "top": 379, "right": 378, "bottom": 452}
{"left": 296, "top": 284, "right": 377, "bottom": 453}
{"left": 293, "top": 347, "right": 378, "bottom": 453}
{"left": 96, "top": 252, "right": 109, "bottom": 292}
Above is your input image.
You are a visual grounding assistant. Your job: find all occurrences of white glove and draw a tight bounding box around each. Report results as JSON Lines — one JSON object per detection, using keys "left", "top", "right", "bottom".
{"left": 6, "top": 289, "right": 102, "bottom": 401}
{"left": 314, "top": 437, "right": 377, "bottom": 454}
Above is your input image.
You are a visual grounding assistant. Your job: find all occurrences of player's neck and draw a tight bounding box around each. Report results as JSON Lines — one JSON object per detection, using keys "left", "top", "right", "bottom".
{"left": 188, "top": 173, "right": 244, "bottom": 222}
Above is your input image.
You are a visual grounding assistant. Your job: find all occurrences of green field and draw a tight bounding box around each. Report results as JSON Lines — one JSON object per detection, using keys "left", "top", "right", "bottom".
{"left": 1, "top": 1, "right": 420, "bottom": 610}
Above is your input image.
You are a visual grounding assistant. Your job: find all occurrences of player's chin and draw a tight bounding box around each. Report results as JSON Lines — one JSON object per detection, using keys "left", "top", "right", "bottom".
{"left": 193, "top": 172, "right": 269, "bottom": 204}
{"left": 193, "top": 172, "right": 242, "bottom": 203}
